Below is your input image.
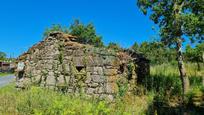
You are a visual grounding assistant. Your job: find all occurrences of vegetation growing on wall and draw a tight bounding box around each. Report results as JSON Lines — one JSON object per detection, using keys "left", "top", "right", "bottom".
{"left": 43, "top": 20, "right": 104, "bottom": 47}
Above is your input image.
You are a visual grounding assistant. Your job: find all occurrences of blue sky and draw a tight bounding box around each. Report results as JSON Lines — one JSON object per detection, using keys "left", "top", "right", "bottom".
{"left": 0, "top": 0, "right": 157, "bottom": 57}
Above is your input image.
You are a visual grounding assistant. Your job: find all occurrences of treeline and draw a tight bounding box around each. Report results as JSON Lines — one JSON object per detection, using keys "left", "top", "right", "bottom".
{"left": 185, "top": 43, "right": 204, "bottom": 70}
{"left": 131, "top": 41, "right": 177, "bottom": 65}
{"left": 45, "top": 19, "right": 204, "bottom": 66}
{"left": 0, "top": 51, "right": 6, "bottom": 61}
{"left": 0, "top": 51, "right": 15, "bottom": 62}
{"left": 44, "top": 20, "right": 127, "bottom": 50}
{"left": 131, "top": 41, "right": 204, "bottom": 66}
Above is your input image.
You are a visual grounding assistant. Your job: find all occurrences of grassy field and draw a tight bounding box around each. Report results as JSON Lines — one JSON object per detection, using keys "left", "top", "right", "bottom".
{"left": 0, "top": 63, "right": 203, "bottom": 114}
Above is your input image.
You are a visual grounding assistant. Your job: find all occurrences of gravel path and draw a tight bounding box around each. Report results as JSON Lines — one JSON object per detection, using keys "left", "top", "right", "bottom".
{"left": 0, "top": 75, "right": 15, "bottom": 87}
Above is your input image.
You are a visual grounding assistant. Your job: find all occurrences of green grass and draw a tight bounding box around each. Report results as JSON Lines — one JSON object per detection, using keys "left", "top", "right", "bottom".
{"left": 0, "top": 72, "right": 14, "bottom": 77}
{"left": 0, "top": 84, "right": 154, "bottom": 115}
{"left": 146, "top": 63, "right": 204, "bottom": 106}
{"left": 151, "top": 63, "right": 204, "bottom": 77}
{"left": 150, "top": 63, "right": 204, "bottom": 91}
{"left": 0, "top": 63, "right": 203, "bottom": 114}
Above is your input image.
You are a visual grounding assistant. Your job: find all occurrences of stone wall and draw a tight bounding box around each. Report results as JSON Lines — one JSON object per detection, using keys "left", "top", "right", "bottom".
{"left": 16, "top": 32, "right": 149, "bottom": 100}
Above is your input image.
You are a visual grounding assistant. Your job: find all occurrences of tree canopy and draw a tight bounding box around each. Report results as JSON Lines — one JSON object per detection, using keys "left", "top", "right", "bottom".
{"left": 137, "top": 0, "right": 204, "bottom": 46}
{"left": 185, "top": 42, "right": 204, "bottom": 64}
{"left": 107, "top": 42, "right": 122, "bottom": 51}
{"left": 70, "top": 20, "right": 103, "bottom": 47}
{"left": 0, "top": 51, "right": 6, "bottom": 61}
{"left": 131, "top": 41, "right": 176, "bottom": 64}
{"left": 43, "top": 20, "right": 104, "bottom": 47}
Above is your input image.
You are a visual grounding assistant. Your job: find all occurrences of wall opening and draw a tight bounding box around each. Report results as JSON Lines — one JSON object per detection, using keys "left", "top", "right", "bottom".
{"left": 118, "top": 64, "right": 125, "bottom": 74}
{"left": 18, "top": 71, "right": 24, "bottom": 80}
{"left": 76, "top": 66, "right": 85, "bottom": 72}
{"left": 65, "top": 39, "right": 68, "bottom": 42}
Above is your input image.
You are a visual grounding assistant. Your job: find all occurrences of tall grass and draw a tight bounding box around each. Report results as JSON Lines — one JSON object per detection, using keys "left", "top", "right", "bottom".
{"left": 0, "top": 84, "right": 154, "bottom": 115}
{"left": 151, "top": 63, "right": 204, "bottom": 78}
{"left": 145, "top": 63, "right": 204, "bottom": 106}
{"left": 150, "top": 63, "right": 204, "bottom": 90}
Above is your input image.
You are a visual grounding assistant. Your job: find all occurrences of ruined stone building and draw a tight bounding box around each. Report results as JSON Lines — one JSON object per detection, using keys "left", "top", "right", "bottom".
{"left": 16, "top": 32, "right": 149, "bottom": 100}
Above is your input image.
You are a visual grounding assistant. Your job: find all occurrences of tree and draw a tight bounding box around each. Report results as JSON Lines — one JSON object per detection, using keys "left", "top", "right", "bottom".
{"left": 131, "top": 42, "right": 140, "bottom": 52}
{"left": 43, "top": 24, "right": 69, "bottom": 37}
{"left": 137, "top": 0, "right": 204, "bottom": 95}
{"left": 0, "top": 51, "right": 6, "bottom": 60}
{"left": 185, "top": 44, "right": 201, "bottom": 70}
{"left": 43, "top": 20, "right": 104, "bottom": 47}
{"left": 107, "top": 42, "right": 122, "bottom": 51}
{"left": 70, "top": 20, "right": 104, "bottom": 47}
{"left": 131, "top": 41, "right": 176, "bottom": 64}
{"left": 185, "top": 42, "right": 204, "bottom": 71}
{"left": 196, "top": 42, "right": 204, "bottom": 63}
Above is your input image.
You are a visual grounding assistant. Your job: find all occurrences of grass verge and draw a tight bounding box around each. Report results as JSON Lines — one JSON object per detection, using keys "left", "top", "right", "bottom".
{"left": 0, "top": 72, "right": 14, "bottom": 77}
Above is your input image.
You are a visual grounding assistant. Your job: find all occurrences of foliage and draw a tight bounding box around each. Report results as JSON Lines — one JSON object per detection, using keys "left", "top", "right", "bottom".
{"left": 70, "top": 20, "right": 104, "bottom": 47}
{"left": 131, "top": 41, "right": 176, "bottom": 64}
{"left": 116, "top": 77, "right": 129, "bottom": 97}
{"left": 43, "top": 24, "right": 69, "bottom": 37}
{"left": 145, "top": 63, "right": 204, "bottom": 105}
{"left": 185, "top": 42, "right": 204, "bottom": 63}
{"left": 0, "top": 51, "right": 6, "bottom": 61}
{"left": 185, "top": 86, "right": 204, "bottom": 107}
{"left": 131, "top": 40, "right": 204, "bottom": 66}
{"left": 107, "top": 42, "right": 122, "bottom": 51}
{"left": 196, "top": 42, "right": 204, "bottom": 62}
{"left": 137, "top": 0, "right": 204, "bottom": 95}
{"left": 0, "top": 63, "right": 203, "bottom": 114}
{"left": 184, "top": 43, "right": 204, "bottom": 71}
{"left": 147, "top": 64, "right": 182, "bottom": 104}
{"left": 137, "top": 0, "right": 204, "bottom": 46}
{"left": 131, "top": 42, "right": 140, "bottom": 52}
{"left": 43, "top": 20, "right": 104, "bottom": 47}
{"left": 0, "top": 84, "right": 153, "bottom": 115}
{"left": 185, "top": 43, "right": 204, "bottom": 62}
